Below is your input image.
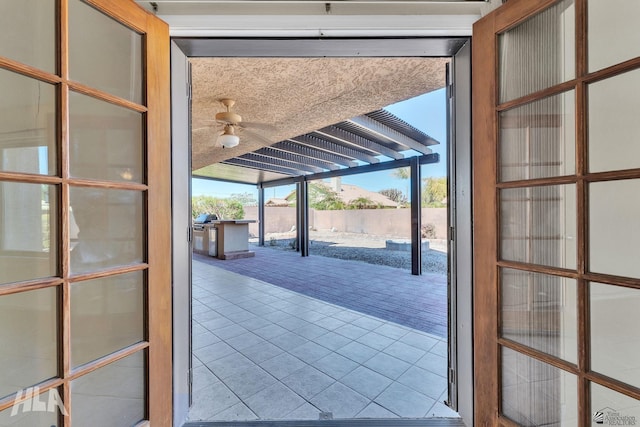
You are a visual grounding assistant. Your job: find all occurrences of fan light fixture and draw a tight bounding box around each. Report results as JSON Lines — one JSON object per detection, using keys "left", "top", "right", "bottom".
{"left": 219, "top": 124, "right": 239, "bottom": 148}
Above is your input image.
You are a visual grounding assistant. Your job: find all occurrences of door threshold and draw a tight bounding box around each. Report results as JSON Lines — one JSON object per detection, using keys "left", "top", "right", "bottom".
{"left": 184, "top": 418, "right": 465, "bottom": 427}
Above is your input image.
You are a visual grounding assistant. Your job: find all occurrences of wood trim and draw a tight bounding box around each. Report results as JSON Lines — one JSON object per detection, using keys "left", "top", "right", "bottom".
{"left": 83, "top": 0, "right": 149, "bottom": 34}
{"left": 145, "top": 13, "right": 173, "bottom": 427}
{"left": 497, "top": 175, "right": 577, "bottom": 188}
{"left": 494, "top": 0, "right": 560, "bottom": 34}
{"left": 498, "top": 337, "right": 579, "bottom": 374}
{"left": 0, "top": 172, "right": 63, "bottom": 184}
{"left": 498, "top": 415, "right": 525, "bottom": 427}
{"left": 0, "top": 377, "right": 65, "bottom": 412}
{"left": 67, "top": 263, "right": 149, "bottom": 283}
{"left": 575, "top": 1, "right": 589, "bottom": 420}
{"left": 68, "top": 341, "right": 149, "bottom": 379}
{"left": 497, "top": 260, "right": 579, "bottom": 279}
{"left": 68, "top": 81, "right": 148, "bottom": 113}
{"left": 472, "top": 10, "right": 499, "bottom": 427}
{"left": 587, "top": 372, "right": 640, "bottom": 401}
{"left": 59, "top": 1, "right": 72, "bottom": 424}
{"left": 496, "top": 80, "right": 577, "bottom": 112}
{"left": 584, "top": 169, "right": 640, "bottom": 182}
{"left": 583, "top": 273, "right": 640, "bottom": 289}
{"left": 0, "top": 279, "right": 62, "bottom": 296}
{"left": 0, "top": 57, "right": 62, "bottom": 84}
{"left": 584, "top": 56, "right": 640, "bottom": 84}
{"left": 494, "top": 59, "right": 640, "bottom": 114}
{"left": 66, "top": 178, "right": 148, "bottom": 191}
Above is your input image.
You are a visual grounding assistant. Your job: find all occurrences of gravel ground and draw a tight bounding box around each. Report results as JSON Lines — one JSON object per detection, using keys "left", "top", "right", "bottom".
{"left": 251, "top": 231, "right": 448, "bottom": 274}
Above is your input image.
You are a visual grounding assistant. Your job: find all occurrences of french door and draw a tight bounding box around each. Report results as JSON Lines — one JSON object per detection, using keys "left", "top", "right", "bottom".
{"left": 0, "top": 0, "right": 171, "bottom": 425}
{"left": 474, "top": 0, "right": 640, "bottom": 425}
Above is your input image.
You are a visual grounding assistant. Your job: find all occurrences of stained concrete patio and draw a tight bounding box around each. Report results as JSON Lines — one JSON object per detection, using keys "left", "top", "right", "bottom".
{"left": 190, "top": 247, "right": 456, "bottom": 422}
{"left": 193, "top": 245, "right": 448, "bottom": 337}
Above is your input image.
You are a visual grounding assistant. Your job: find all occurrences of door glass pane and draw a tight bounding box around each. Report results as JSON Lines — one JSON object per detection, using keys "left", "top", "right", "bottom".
{"left": 498, "top": 0, "right": 575, "bottom": 103}
{"left": 591, "top": 383, "right": 640, "bottom": 426}
{"left": 69, "top": 92, "right": 143, "bottom": 183}
{"left": 69, "top": 187, "right": 144, "bottom": 274}
{"left": 0, "top": 287, "right": 57, "bottom": 399}
{"left": 501, "top": 269, "right": 577, "bottom": 364}
{"left": 590, "top": 282, "right": 640, "bottom": 388}
{"left": 68, "top": 0, "right": 143, "bottom": 104}
{"left": 500, "top": 91, "right": 575, "bottom": 182}
{"left": 501, "top": 346, "right": 578, "bottom": 426}
{"left": 71, "top": 271, "right": 144, "bottom": 367}
{"left": 0, "top": 0, "right": 55, "bottom": 73}
{"left": 588, "top": 0, "right": 640, "bottom": 72}
{"left": 0, "top": 183, "right": 57, "bottom": 285}
{"left": 500, "top": 185, "right": 577, "bottom": 269}
{"left": 0, "top": 402, "right": 59, "bottom": 427}
{"left": 589, "top": 179, "right": 640, "bottom": 279}
{"left": 0, "top": 69, "right": 56, "bottom": 176}
{"left": 588, "top": 69, "right": 640, "bottom": 173}
{"left": 71, "top": 351, "right": 145, "bottom": 427}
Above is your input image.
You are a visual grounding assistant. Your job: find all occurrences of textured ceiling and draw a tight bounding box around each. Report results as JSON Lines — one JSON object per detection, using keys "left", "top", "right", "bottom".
{"left": 191, "top": 57, "right": 448, "bottom": 170}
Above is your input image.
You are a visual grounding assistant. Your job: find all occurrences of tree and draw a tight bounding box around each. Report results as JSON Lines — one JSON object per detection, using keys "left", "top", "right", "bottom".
{"left": 422, "top": 177, "right": 447, "bottom": 207}
{"left": 307, "top": 183, "right": 346, "bottom": 210}
{"left": 192, "top": 195, "right": 244, "bottom": 220}
{"left": 347, "top": 197, "right": 381, "bottom": 210}
{"left": 229, "top": 192, "right": 257, "bottom": 206}
{"left": 391, "top": 167, "right": 410, "bottom": 200}
{"left": 379, "top": 188, "right": 407, "bottom": 206}
{"left": 391, "top": 167, "right": 410, "bottom": 180}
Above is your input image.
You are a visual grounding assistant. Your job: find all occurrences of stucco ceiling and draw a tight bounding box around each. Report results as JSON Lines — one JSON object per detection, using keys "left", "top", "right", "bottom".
{"left": 190, "top": 57, "right": 449, "bottom": 171}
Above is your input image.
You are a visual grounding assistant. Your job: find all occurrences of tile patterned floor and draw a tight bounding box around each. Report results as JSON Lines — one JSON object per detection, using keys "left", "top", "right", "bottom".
{"left": 193, "top": 245, "right": 448, "bottom": 337}
{"left": 189, "top": 259, "right": 458, "bottom": 422}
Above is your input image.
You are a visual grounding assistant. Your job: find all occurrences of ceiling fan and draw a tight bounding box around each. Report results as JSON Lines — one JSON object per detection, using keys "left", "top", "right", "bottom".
{"left": 196, "top": 98, "right": 274, "bottom": 148}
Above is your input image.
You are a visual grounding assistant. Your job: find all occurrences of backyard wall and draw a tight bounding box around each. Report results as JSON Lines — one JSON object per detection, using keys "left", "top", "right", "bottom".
{"left": 244, "top": 206, "right": 448, "bottom": 239}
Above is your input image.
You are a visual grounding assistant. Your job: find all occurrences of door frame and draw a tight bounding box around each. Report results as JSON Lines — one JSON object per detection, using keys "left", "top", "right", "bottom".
{"left": 170, "top": 37, "right": 474, "bottom": 426}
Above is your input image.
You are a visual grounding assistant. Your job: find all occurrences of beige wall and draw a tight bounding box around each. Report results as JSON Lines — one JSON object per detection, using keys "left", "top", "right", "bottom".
{"left": 245, "top": 206, "right": 448, "bottom": 239}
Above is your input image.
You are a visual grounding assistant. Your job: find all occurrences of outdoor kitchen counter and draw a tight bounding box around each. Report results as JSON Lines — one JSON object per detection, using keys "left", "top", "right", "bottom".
{"left": 208, "top": 220, "right": 256, "bottom": 260}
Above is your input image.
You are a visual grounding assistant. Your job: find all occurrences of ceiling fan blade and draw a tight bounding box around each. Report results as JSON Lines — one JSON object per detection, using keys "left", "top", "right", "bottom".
{"left": 239, "top": 121, "right": 277, "bottom": 132}
{"left": 239, "top": 128, "right": 276, "bottom": 146}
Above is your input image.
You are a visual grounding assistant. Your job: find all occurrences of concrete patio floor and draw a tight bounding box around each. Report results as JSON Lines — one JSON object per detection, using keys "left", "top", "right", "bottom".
{"left": 189, "top": 251, "right": 457, "bottom": 422}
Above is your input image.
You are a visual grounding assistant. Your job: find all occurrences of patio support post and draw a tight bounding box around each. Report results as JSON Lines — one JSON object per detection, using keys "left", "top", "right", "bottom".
{"left": 296, "top": 178, "right": 309, "bottom": 257}
{"left": 258, "top": 183, "right": 265, "bottom": 246}
{"left": 410, "top": 156, "right": 422, "bottom": 275}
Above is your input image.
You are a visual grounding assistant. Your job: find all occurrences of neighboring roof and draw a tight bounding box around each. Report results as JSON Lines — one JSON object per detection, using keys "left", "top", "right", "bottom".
{"left": 285, "top": 179, "right": 399, "bottom": 208}
{"left": 264, "top": 198, "right": 291, "bottom": 207}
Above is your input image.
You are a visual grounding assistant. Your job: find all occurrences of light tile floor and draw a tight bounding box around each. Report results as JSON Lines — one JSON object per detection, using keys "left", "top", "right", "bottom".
{"left": 189, "top": 260, "right": 459, "bottom": 422}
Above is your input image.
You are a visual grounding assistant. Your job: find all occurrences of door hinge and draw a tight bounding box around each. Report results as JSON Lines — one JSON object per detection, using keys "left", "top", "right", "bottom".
{"left": 449, "top": 226, "right": 455, "bottom": 241}
{"left": 186, "top": 60, "right": 192, "bottom": 100}
{"left": 188, "top": 226, "right": 193, "bottom": 243}
{"left": 449, "top": 368, "right": 456, "bottom": 384}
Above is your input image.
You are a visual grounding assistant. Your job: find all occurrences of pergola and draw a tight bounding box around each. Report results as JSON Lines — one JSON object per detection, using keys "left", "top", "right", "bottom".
{"left": 193, "top": 109, "right": 441, "bottom": 275}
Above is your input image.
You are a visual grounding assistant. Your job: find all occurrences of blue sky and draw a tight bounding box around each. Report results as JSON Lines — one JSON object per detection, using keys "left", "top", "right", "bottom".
{"left": 192, "top": 87, "right": 447, "bottom": 199}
